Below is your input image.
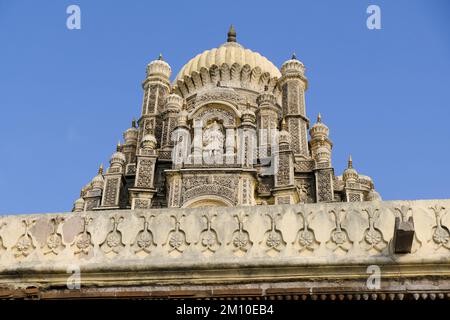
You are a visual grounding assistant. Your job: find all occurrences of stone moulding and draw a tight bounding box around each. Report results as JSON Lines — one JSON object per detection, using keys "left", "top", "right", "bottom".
{"left": 0, "top": 199, "right": 450, "bottom": 299}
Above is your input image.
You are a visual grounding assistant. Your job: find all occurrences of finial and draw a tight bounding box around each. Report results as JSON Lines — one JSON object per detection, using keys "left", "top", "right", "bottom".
{"left": 158, "top": 53, "right": 163, "bottom": 61}
{"left": 131, "top": 118, "right": 136, "bottom": 128}
{"left": 98, "top": 164, "right": 104, "bottom": 174}
{"left": 117, "top": 141, "right": 122, "bottom": 151}
{"left": 348, "top": 155, "right": 353, "bottom": 169}
{"left": 227, "top": 25, "right": 236, "bottom": 42}
{"left": 281, "top": 118, "right": 287, "bottom": 130}
{"left": 292, "top": 52, "right": 297, "bottom": 60}
{"left": 317, "top": 113, "right": 321, "bottom": 123}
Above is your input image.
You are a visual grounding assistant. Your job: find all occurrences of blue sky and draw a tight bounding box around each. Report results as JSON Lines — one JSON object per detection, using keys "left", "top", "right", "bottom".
{"left": 0, "top": 0, "right": 449, "bottom": 214}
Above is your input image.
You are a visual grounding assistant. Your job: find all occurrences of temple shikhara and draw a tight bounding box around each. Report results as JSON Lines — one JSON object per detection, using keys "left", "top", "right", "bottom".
{"left": 74, "top": 26, "right": 380, "bottom": 212}
{"left": 0, "top": 27, "right": 449, "bottom": 301}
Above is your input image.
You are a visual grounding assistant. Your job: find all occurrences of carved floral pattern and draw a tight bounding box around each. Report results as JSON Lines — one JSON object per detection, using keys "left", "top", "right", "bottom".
{"left": 100, "top": 216, "right": 125, "bottom": 256}
{"left": 12, "top": 219, "right": 36, "bottom": 258}
{"left": 43, "top": 216, "right": 66, "bottom": 256}
{"left": 133, "top": 214, "right": 156, "bottom": 255}
{"left": 293, "top": 211, "right": 319, "bottom": 253}
{"left": 260, "top": 212, "right": 286, "bottom": 255}
{"left": 359, "top": 208, "right": 387, "bottom": 252}
{"left": 429, "top": 205, "right": 450, "bottom": 250}
{"left": 228, "top": 212, "right": 252, "bottom": 256}
{"left": 164, "top": 213, "right": 190, "bottom": 255}
{"left": 196, "top": 213, "right": 221, "bottom": 255}
{"left": 72, "top": 216, "right": 93, "bottom": 258}
{"left": 326, "top": 209, "right": 352, "bottom": 253}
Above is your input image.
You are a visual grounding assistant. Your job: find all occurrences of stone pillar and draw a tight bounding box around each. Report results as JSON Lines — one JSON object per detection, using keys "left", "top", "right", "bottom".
{"left": 138, "top": 55, "right": 171, "bottom": 148}
{"left": 172, "top": 108, "right": 190, "bottom": 169}
{"left": 272, "top": 125, "right": 296, "bottom": 204}
{"left": 225, "top": 128, "right": 235, "bottom": 164}
{"left": 100, "top": 147, "right": 127, "bottom": 209}
{"left": 192, "top": 119, "right": 203, "bottom": 165}
{"left": 256, "top": 92, "right": 278, "bottom": 160}
{"left": 122, "top": 119, "right": 138, "bottom": 164}
{"left": 238, "top": 109, "right": 257, "bottom": 168}
{"left": 165, "top": 171, "right": 182, "bottom": 208}
{"left": 128, "top": 135, "right": 158, "bottom": 209}
{"left": 161, "top": 93, "right": 183, "bottom": 153}
{"left": 279, "top": 55, "right": 310, "bottom": 159}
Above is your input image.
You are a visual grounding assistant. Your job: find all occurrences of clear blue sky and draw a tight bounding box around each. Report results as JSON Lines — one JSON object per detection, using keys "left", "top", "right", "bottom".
{"left": 0, "top": 0, "right": 449, "bottom": 214}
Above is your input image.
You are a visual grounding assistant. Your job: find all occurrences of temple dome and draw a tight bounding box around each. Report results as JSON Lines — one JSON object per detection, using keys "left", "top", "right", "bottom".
{"left": 173, "top": 26, "right": 281, "bottom": 96}
{"left": 174, "top": 42, "right": 281, "bottom": 84}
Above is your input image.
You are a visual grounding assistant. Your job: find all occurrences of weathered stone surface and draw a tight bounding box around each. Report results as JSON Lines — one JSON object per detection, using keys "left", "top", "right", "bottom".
{"left": 0, "top": 199, "right": 449, "bottom": 298}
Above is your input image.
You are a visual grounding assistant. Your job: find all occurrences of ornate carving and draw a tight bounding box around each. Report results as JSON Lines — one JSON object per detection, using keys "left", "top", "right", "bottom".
{"left": 195, "top": 91, "right": 241, "bottom": 111}
{"left": 429, "top": 205, "right": 450, "bottom": 250}
{"left": 277, "top": 196, "right": 291, "bottom": 204}
{"left": 103, "top": 177, "right": 119, "bottom": 207}
{"left": 257, "top": 177, "right": 272, "bottom": 195}
{"left": 126, "top": 163, "right": 136, "bottom": 175}
{"left": 134, "top": 199, "right": 150, "bottom": 209}
{"left": 260, "top": 212, "right": 286, "bottom": 256}
{"left": 12, "top": 219, "right": 36, "bottom": 258}
{"left": 288, "top": 118, "right": 300, "bottom": 153}
{"left": 136, "top": 159, "right": 154, "bottom": 188}
{"left": 164, "top": 213, "right": 190, "bottom": 256}
{"left": 43, "top": 216, "right": 66, "bottom": 256}
{"left": 326, "top": 209, "right": 353, "bottom": 253}
{"left": 295, "top": 180, "right": 312, "bottom": 203}
{"left": 72, "top": 216, "right": 93, "bottom": 258}
{"left": 317, "top": 170, "right": 333, "bottom": 202}
{"left": 293, "top": 211, "right": 319, "bottom": 253}
{"left": 196, "top": 212, "right": 221, "bottom": 255}
{"left": 276, "top": 155, "right": 290, "bottom": 186}
{"left": 202, "top": 120, "right": 224, "bottom": 156}
{"left": 100, "top": 215, "right": 125, "bottom": 257}
{"left": 348, "top": 193, "right": 362, "bottom": 202}
{"left": 133, "top": 214, "right": 156, "bottom": 256}
{"left": 182, "top": 175, "right": 238, "bottom": 205}
{"left": 295, "top": 160, "right": 314, "bottom": 172}
{"left": 228, "top": 212, "right": 252, "bottom": 256}
{"left": 360, "top": 208, "right": 387, "bottom": 252}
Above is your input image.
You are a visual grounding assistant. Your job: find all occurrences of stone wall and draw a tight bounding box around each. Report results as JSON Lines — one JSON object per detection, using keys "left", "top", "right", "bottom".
{"left": 0, "top": 199, "right": 450, "bottom": 300}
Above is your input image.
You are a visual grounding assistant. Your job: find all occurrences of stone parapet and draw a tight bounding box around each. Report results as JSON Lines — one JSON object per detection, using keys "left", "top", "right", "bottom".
{"left": 0, "top": 199, "right": 449, "bottom": 299}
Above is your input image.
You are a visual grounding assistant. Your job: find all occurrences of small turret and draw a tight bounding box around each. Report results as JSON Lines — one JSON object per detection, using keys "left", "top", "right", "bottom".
{"left": 343, "top": 156, "right": 359, "bottom": 183}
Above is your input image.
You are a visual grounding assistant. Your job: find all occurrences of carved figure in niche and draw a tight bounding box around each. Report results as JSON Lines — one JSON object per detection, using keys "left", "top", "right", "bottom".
{"left": 202, "top": 120, "right": 224, "bottom": 157}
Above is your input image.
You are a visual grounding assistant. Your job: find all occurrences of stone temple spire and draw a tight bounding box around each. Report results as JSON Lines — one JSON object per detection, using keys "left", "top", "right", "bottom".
{"left": 227, "top": 25, "right": 236, "bottom": 42}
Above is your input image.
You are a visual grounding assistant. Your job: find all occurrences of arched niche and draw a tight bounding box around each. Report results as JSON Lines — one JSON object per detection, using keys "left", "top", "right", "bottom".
{"left": 182, "top": 195, "right": 233, "bottom": 208}
{"left": 189, "top": 102, "right": 241, "bottom": 128}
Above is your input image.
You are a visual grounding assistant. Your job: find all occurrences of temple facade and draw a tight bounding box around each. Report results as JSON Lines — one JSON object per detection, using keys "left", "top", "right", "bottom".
{"left": 73, "top": 26, "right": 380, "bottom": 212}
{"left": 1, "top": 27, "right": 449, "bottom": 302}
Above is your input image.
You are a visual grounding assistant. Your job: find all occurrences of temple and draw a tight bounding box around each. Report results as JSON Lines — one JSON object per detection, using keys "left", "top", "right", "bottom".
{"left": 74, "top": 26, "right": 380, "bottom": 212}
{"left": 1, "top": 27, "right": 449, "bottom": 302}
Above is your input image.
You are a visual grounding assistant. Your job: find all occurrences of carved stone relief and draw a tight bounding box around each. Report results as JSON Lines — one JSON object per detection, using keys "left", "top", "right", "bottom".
{"left": 196, "top": 212, "right": 221, "bottom": 255}
{"left": 72, "top": 216, "right": 93, "bottom": 258}
{"left": 429, "top": 205, "right": 450, "bottom": 250}
{"left": 292, "top": 211, "right": 319, "bottom": 253}
{"left": 132, "top": 214, "right": 156, "bottom": 256}
{"left": 228, "top": 212, "right": 253, "bottom": 256}
{"left": 12, "top": 219, "right": 36, "bottom": 258}
{"left": 359, "top": 208, "right": 387, "bottom": 253}
{"left": 326, "top": 209, "right": 353, "bottom": 254}
{"left": 260, "top": 212, "right": 286, "bottom": 256}
{"left": 100, "top": 215, "right": 125, "bottom": 257}
{"left": 42, "top": 216, "right": 66, "bottom": 256}
{"left": 164, "top": 213, "right": 190, "bottom": 256}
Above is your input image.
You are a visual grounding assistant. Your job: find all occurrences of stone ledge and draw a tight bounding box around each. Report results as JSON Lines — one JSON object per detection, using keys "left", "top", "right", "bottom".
{"left": 0, "top": 199, "right": 449, "bottom": 297}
